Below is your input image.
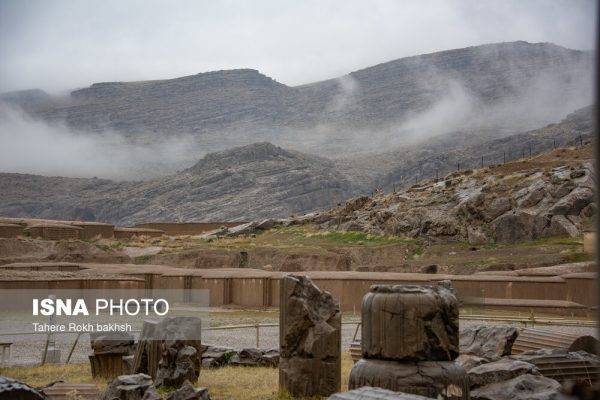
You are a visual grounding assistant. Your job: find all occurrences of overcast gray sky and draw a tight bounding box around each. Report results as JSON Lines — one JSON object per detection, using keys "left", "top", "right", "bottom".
{"left": 0, "top": 0, "right": 596, "bottom": 93}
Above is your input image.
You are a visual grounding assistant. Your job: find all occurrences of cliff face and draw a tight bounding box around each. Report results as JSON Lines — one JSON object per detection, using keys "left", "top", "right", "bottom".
{"left": 2, "top": 42, "right": 593, "bottom": 156}
{"left": 0, "top": 143, "right": 353, "bottom": 225}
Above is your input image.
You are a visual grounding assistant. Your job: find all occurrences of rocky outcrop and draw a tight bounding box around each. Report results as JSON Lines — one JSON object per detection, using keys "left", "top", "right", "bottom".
{"left": 279, "top": 275, "right": 341, "bottom": 398}
{"left": 0, "top": 376, "right": 46, "bottom": 400}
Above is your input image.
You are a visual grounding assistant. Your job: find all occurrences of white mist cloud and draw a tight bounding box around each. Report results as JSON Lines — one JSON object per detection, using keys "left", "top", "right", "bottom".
{"left": 0, "top": 104, "right": 199, "bottom": 180}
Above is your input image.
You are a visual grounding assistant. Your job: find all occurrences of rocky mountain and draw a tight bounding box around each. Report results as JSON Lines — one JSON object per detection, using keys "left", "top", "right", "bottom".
{"left": 291, "top": 144, "right": 595, "bottom": 244}
{"left": 0, "top": 103, "right": 594, "bottom": 225}
{"left": 1, "top": 41, "right": 593, "bottom": 158}
{"left": 0, "top": 142, "right": 353, "bottom": 225}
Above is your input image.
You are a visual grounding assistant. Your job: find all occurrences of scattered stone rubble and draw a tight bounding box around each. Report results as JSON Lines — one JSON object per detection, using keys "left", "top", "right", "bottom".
{"left": 279, "top": 274, "right": 341, "bottom": 398}
{"left": 456, "top": 325, "right": 600, "bottom": 400}
{"left": 349, "top": 283, "right": 469, "bottom": 399}
{"left": 200, "top": 345, "right": 279, "bottom": 368}
{"left": 98, "top": 374, "right": 210, "bottom": 400}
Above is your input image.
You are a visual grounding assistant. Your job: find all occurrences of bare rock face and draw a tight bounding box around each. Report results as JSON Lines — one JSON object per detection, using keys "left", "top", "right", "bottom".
{"left": 328, "top": 386, "right": 434, "bottom": 399}
{"left": 459, "top": 325, "right": 519, "bottom": 360}
{"left": 467, "top": 359, "right": 540, "bottom": 388}
{"left": 99, "top": 373, "right": 153, "bottom": 400}
{"left": 362, "top": 285, "right": 459, "bottom": 361}
{"left": 492, "top": 210, "right": 547, "bottom": 244}
{"left": 349, "top": 359, "right": 469, "bottom": 399}
{"left": 279, "top": 275, "right": 341, "bottom": 398}
{"left": 469, "top": 374, "right": 561, "bottom": 400}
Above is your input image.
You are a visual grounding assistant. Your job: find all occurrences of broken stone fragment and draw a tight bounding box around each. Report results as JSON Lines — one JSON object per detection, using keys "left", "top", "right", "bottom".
{"left": 361, "top": 284, "right": 459, "bottom": 361}
{"left": 349, "top": 358, "right": 469, "bottom": 399}
{"left": 469, "top": 374, "right": 561, "bottom": 400}
{"left": 279, "top": 274, "right": 341, "bottom": 398}
{"left": 459, "top": 325, "right": 519, "bottom": 360}
{"left": 328, "top": 386, "right": 434, "bottom": 399}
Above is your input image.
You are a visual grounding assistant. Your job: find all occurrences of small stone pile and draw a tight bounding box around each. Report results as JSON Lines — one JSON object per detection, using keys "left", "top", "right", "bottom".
{"left": 349, "top": 283, "right": 469, "bottom": 399}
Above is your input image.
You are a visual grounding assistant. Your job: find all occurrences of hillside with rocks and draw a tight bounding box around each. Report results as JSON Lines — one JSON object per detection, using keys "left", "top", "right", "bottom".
{"left": 0, "top": 142, "right": 353, "bottom": 225}
{"left": 288, "top": 144, "right": 595, "bottom": 244}
{"left": 335, "top": 105, "right": 594, "bottom": 191}
{"left": 1, "top": 41, "right": 593, "bottom": 159}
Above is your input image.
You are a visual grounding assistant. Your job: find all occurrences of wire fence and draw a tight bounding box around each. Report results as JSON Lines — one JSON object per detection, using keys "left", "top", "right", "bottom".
{"left": 370, "top": 133, "right": 592, "bottom": 195}
{"left": 0, "top": 314, "right": 595, "bottom": 368}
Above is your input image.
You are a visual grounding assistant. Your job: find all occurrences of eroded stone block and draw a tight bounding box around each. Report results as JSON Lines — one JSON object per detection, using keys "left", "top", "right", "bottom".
{"left": 279, "top": 275, "right": 341, "bottom": 398}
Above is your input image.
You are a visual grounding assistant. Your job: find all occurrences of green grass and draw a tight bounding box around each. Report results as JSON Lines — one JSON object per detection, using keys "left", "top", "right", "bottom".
{"left": 561, "top": 252, "right": 595, "bottom": 263}
{"left": 517, "top": 236, "right": 582, "bottom": 248}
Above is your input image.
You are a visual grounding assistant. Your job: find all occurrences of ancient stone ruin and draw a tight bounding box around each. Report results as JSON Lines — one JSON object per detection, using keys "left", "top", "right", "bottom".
{"left": 89, "top": 331, "right": 136, "bottom": 379}
{"left": 349, "top": 283, "right": 469, "bottom": 399}
{"left": 133, "top": 317, "right": 202, "bottom": 387}
{"left": 279, "top": 274, "right": 341, "bottom": 398}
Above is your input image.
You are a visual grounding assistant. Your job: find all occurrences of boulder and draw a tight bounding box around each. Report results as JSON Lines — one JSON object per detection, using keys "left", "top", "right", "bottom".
{"left": 467, "top": 359, "right": 539, "bottom": 388}
{"left": 467, "top": 226, "right": 489, "bottom": 245}
{"left": 549, "top": 181, "right": 575, "bottom": 199}
{"left": 279, "top": 275, "right": 341, "bottom": 398}
{"left": 226, "top": 222, "right": 257, "bottom": 237}
{"left": 328, "top": 386, "right": 434, "bottom": 399}
{"left": 200, "top": 345, "right": 236, "bottom": 368}
{"left": 141, "top": 386, "right": 163, "bottom": 400}
{"left": 455, "top": 354, "right": 487, "bottom": 372}
{"left": 229, "top": 348, "right": 279, "bottom": 367}
{"left": 165, "top": 381, "right": 210, "bottom": 400}
{"left": 519, "top": 182, "right": 546, "bottom": 208}
{"left": 459, "top": 325, "right": 519, "bottom": 360}
{"left": 492, "top": 210, "right": 547, "bottom": 244}
{"left": 544, "top": 215, "right": 580, "bottom": 237}
{"left": 349, "top": 359, "right": 469, "bottom": 399}
{"left": 362, "top": 284, "right": 459, "bottom": 361}
{"left": 549, "top": 187, "right": 593, "bottom": 216}
{"left": 469, "top": 374, "right": 561, "bottom": 400}
{"left": 483, "top": 197, "right": 511, "bottom": 222}
{"left": 0, "top": 375, "right": 46, "bottom": 400}
{"left": 99, "top": 373, "right": 153, "bottom": 400}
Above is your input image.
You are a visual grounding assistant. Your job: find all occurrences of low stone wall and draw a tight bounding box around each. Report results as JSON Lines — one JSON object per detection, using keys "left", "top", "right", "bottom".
{"left": 133, "top": 222, "right": 246, "bottom": 236}
{"left": 0, "top": 223, "right": 23, "bottom": 238}
{"left": 0, "top": 264, "right": 596, "bottom": 316}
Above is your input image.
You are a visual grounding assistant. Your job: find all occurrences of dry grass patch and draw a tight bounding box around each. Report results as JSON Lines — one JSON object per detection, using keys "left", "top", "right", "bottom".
{"left": 0, "top": 352, "right": 355, "bottom": 400}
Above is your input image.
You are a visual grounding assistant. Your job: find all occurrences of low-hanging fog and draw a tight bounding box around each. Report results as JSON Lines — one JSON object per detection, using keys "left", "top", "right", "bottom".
{"left": 0, "top": 105, "right": 201, "bottom": 180}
